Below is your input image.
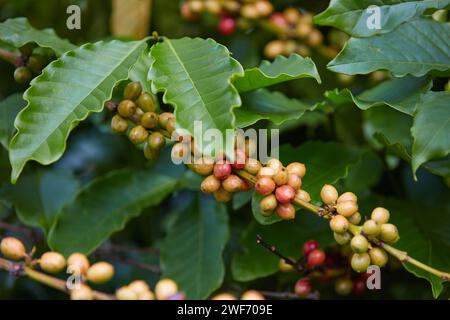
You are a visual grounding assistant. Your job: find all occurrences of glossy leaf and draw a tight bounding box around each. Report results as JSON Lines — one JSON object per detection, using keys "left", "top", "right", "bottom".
{"left": 9, "top": 40, "right": 146, "bottom": 183}
{"left": 0, "top": 94, "right": 26, "bottom": 150}
{"left": 0, "top": 17, "right": 76, "bottom": 56}
{"left": 129, "top": 47, "right": 153, "bottom": 92}
{"left": 315, "top": 0, "right": 450, "bottom": 37}
{"left": 48, "top": 169, "right": 177, "bottom": 255}
{"left": 161, "top": 195, "right": 229, "bottom": 299}
{"left": 234, "top": 54, "right": 321, "bottom": 93}
{"left": 328, "top": 19, "right": 450, "bottom": 77}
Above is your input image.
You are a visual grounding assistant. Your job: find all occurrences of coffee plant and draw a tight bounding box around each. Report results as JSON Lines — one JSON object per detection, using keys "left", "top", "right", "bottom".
{"left": 0, "top": 0, "right": 449, "bottom": 300}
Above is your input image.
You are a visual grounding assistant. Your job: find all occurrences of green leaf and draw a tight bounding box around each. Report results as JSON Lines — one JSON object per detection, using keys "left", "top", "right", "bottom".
{"left": 232, "top": 214, "right": 332, "bottom": 281}
{"left": 235, "top": 89, "right": 318, "bottom": 128}
{"left": 161, "top": 194, "right": 229, "bottom": 299}
{"left": 411, "top": 92, "right": 450, "bottom": 177}
{"left": 129, "top": 47, "right": 153, "bottom": 92}
{"left": 232, "top": 190, "right": 252, "bottom": 210}
{"left": 328, "top": 19, "right": 450, "bottom": 77}
{"left": 234, "top": 54, "right": 321, "bottom": 93}
{"left": 48, "top": 169, "right": 177, "bottom": 255}
{"left": 344, "top": 150, "right": 384, "bottom": 192}
{"left": 5, "top": 169, "right": 79, "bottom": 235}
{"left": 0, "top": 94, "right": 27, "bottom": 150}
{"left": 148, "top": 38, "right": 243, "bottom": 153}
{"left": 0, "top": 17, "right": 76, "bottom": 56}
{"left": 315, "top": 0, "right": 450, "bottom": 37}
{"left": 280, "top": 142, "right": 363, "bottom": 202}
{"left": 9, "top": 40, "right": 146, "bottom": 183}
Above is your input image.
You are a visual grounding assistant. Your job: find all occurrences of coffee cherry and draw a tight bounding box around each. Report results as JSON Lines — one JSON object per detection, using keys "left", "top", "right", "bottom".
{"left": 296, "top": 189, "right": 311, "bottom": 202}
{"left": 267, "top": 158, "right": 283, "bottom": 175}
{"left": 222, "top": 174, "right": 242, "bottom": 193}
{"left": 240, "top": 178, "right": 252, "bottom": 192}
{"left": 218, "top": 16, "right": 236, "bottom": 36}
{"left": 110, "top": 115, "right": 128, "bottom": 133}
{"left": 19, "top": 43, "right": 35, "bottom": 57}
{"left": 255, "top": 177, "right": 275, "bottom": 196}
{"left": 260, "top": 194, "right": 278, "bottom": 214}
{"left": 286, "top": 162, "right": 306, "bottom": 178}
{"left": 193, "top": 157, "right": 214, "bottom": 176}
{"left": 128, "top": 280, "right": 150, "bottom": 295}
{"left": 329, "top": 215, "right": 349, "bottom": 234}
{"left": 353, "top": 277, "right": 366, "bottom": 295}
{"left": 67, "top": 253, "right": 90, "bottom": 275}
{"left": 275, "top": 185, "right": 295, "bottom": 204}
{"left": 269, "top": 13, "right": 288, "bottom": 29}
{"left": 294, "top": 278, "right": 311, "bottom": 297}
{"left": 279, "top": 258, "right": 294, "bottom": 272}
{"left": 303, "top": 240, "right": 319, "bottom": 257}
{"left": 336, "top": 201, "right": 358, "bottom": 217}
{"left": 257, "top": 166, "right": 275, "bottom": 179}
{"left": 307, "top": 249, "right": 326, "bottom": 267}
{"left": 136, "top": 92, "right": 156, "bottom": 112}
{"left": 362, "top": 219, "right": 381, "bottom": 236}
{"left": 255, "top": 0, "right": 273, "bottom": 17}
{"left": 155, "top": 278, "right": 178, "bottom": 300}
{"left": 123, "top": 81, "right": 142, "bottom": 101}
{"left": 307, "top": 29, "right": 324, "bottom": 47}
{"left": 70, "top": 284, "right": 93, "bottom": 300}
{"left": 86, "top": 262, "right": 114, "bottom": 284}
{"left": 27, "top": 54, "right": 46, "bottom": 73}
{"left": 159, "top": 112, "right": 175, "bottom": 129}
{"left": 117, "top": 100, "right": 137, "bottom": 118}
{"left": 144, "top": 143, "right": 159, "bottom": 160}
{"left": 241, "top": 290, "right": 265, "bottom": 300}
{"left": 350, "top": 235, "right": 369, "bottom": 253}
{"left": 334, "top": 232, "right": 351, "bottom": 245}
{"left": 166, "top": 117, "right": 176, "bottom": 135}
{"left": 116, "top": 286, "right": 138, "bottom": 300}
{"left": 369, "top": 247, "right": 388, "bottom": 267}
{"left": 348, "top": 212, "right": 361, "bottom": 225}
{"left": 264, "top": 40, "right": 284, "bottom": 59}
{"left": 276, "top": 203, "right": 296, "bottom": 220}
{"left": 188, "top": 0, "right": 203, "bottom": 13}
{"left": 351, "top": 253, "right": 371, "bottom": 273}
{"left": 180, "top": 1, "right": 197, "bottom": 21}
{"left": 244, "top": 158, "right": 261, "bottom": 175}
{"left": 231, "top": 148, "right": 246, "bottom": 170}
{"left": 171, "top": 142, "right": 189, "bottom": 162}
{"left": 130, "top": 107, "right": 144, "bottom": 123}
{"left": 371, "top": 207, "right": 390, "bottom": 224}
{"left": 380, "top": 223, "right": 399, "bottom": 244}
{"left": 141, "top": 112, "right": 159, "bottom": 129}
{"left": 0, "top": 237, "right": 26, "bottom": 260}
{"left": 39, "top": 252, "right": 66, "bottom": 273}
{"left": 201, "top": 175, "right": 221, "bottom": 193}
{"left": 334, "top": 277, "right": 353, "bottom": 296}
{"left": 14, "top": 66, "right": 32, "bottom": 84}
{"left": 214, "top": 188, "right": 232, "bottom": 203}
{"left": 139, "top": 291, "right": 155, "bottom": 300}
{"left": 283, "top": 7, "right": 300, "bottom": 24}
{"left": 147, "top": 132, "right": 165, "bottom": 150}
{"left": 320, "top": 184, "right": 338, "bottom": 205}
{"left": 213, "top": 161, "right": 232, "bottom": 180}
{"left": 245, "top": 138, "right": 257, "bottom": 158}
{"left": 287, "top": 173, "right": 302, "bottom": 190}
{"left": 337, "top": 192, "right": 357, "bottom": 203}
{"left": 129, "top": 125, "right": 148, "bottom": 144}
{"left": 273, "top": 169, "right": 289, "bottom": 187}
{"left": 211, "top": 293, "right": 237, "bottom": 300}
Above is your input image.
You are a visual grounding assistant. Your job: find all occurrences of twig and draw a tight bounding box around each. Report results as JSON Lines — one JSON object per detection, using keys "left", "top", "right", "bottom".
{"left": 0, "top": 48, "right": 22, "bottom": 66}
{"left": 260, "top": 290, "right": 320, "bottom": 300}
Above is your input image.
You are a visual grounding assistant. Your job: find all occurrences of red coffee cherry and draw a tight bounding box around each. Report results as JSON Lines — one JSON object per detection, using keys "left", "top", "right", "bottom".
{"left": 303, "top": 240, "right": 319, "bottom": 257}
{"left": 275, "top": 185, "right": 295, "bottom": 204}
{"left": 218, "top": 15, "right": 236, "bottom": 36}
{"left": 240, "top": 179, "right": 253, "bottom": 192}
{"left": 213, "top": 161, "right": 232, "bottom": 181}
{"left": 353, "top": 277, "right": 366, "bottom": 296}
{"left": 255, "top": 177, "right": 276, "bottom": 196}
{"left": 231, "top": 148, "right": 246, "bottom": 170}
{"left": 294, "top": 278, "right": 311, "bottom": 297}
{"left": 307, "top": 249, "right": 326, "bottom": 267}
{"left": 275, "top": 203, "right": 296, "bottom": 220}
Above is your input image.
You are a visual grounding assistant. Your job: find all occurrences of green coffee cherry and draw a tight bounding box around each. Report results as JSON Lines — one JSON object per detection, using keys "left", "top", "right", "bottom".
{"left": 380, "top": 223, "right": 400, "bottom": 244}
{"left": 14, "top": 66, "right": 32, "bottom": 84}
{"left": 141, "top": 112, "right": 159, "bottom": 129}
{"left": 129, "top": 125, "right": 148, "bottom": 144}
{"left": 144, "top": 143, "right": 159, "bottom": 160}
{"left": 111, "top": 115, "right": 128, "bottom": 133}
{"left": 351, "top": 253, "right": 371, "bottom": 273}
{"left": 118, "top": 100, "right": 137, "bottom": 118}
{"left": 26, "top": 54, "right": 46, "bottom": 73}
{"left": 148, "top": 132, "right": 166, "bottom": 150}
{"left": 348, "top": 211, "right": 361, "bottom": 225}
{"left": 350, "top": 235, "right": 369, "bottom": 253}
{"left": 369, "top": 247, "right": 388, "bottom": 267}
{"left": 136, "top": 92, "right": 155, "bottom": 112}
{"left": 124, "top": 81, "right": 142, "bottom": 101}
{"left": 334, "top": 277, "right": 353, "bottom": 296}
{"left": 362, "top": 219, "right": 380, "bottom": 236}
{"left": 333, "top": 232, "right": 351, "bottom": 245}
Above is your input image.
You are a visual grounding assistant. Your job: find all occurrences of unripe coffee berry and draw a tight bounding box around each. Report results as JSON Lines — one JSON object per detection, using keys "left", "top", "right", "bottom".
{"left": 303, "top": 240, "right": 319, "bottom": 256}
{"left": 214, "top": 188, "right": 232, "bottom": 203}
{"left": 350, "top": 235, "right": 369, "bottom": 253}
{"left": 222, "top": 174, "right": 242, "bottom": 193}
{"left": 351, "top": 253, "right": 371, "bottom": 273}
{"left": 380, "top": 223, "right": 399, "bottom": 244}
{"left": 116, "top": 286, "right": 138, "bottom": 300}
{"left": 111, "top": 115, "right": 128, "bottom": 133}
{"left": 337, "top": 192, "right": 357, "bottom": 203}
{"left": 286, "top": 162, "right": 306, "bottom": 178}
{"left": 294, "top": 278, "right": 311, "bottom": 297}
{"left": 260, "top": 194, "right": 278, "bottom": 214}
{"left": 329, "top": 215, "right": 349, "bottom": 234}
{"left": 369, "top": 247, "right": 388, "bottom": 267}
{"left": 155, "top": 278, "right": 178, "bottom": 300}
{"left": 141, "top": 112, "right": 159, "bottom": 129}
{"left": 211, "top": 293, "right": 237, "bottom": 300}
{"left": 307, "top": 249, "right": 326, "bottom": 267}
{"left": 266, "top": 158, "right": 283, "bottom": 174}
{"left": 201, "top": 175, "right": 221, "bottom": 193}
{"left": 213, "top": 161, "right": 232, "bottom": 180}
{"left": 336, "top": 201, "right": 358, "bottom": 217}
{"left": 70, "top": 284, "right": 93, "bottom": 300}
{"left": 166, "top": 117, "right": 176, "bottom": 135}
{"left": 334, "top": 232, "right": 351, "bottom": 245}
{"left": 117, "top": 100, "right": 137, "bottom": 118}
{"left": 0, "top": 237, "right": 26, "bottom": 260}
{"left": 67, "top": 252, "right": 90, "bottom": 275}
{"left": 371, "top": 207, "right": 390, "bottom": 224}
{"left": 26, "top": 54, "right": 47, "bottom": 73}
{"left": 334, "top": 277, "right": 353, "bottom": 296}
{"left": 171, "top": 142, "right": 189, "bottom": 162}
{"left": 139, "top": 291, "right": 155, "bottom": 300}
{"left": 193, "top": 157, "right": 214, "bottom": 176}
{"left": 130, "top": 107, "right": 144, "bottom": 123}
{"left": 275, "top": 185, "right": 295, "bottom": 204}
{"left": 279, "top": 258, "right": 295, "bottom": 272}
{"left": 128, "top": 280, "right": 150, "bottom": 295}
{"left": 257, "top": 167, "right": 275, "bottom": 179}
{"left": 129, "top": 125, "right": 148, "bottom": 144}
{"left": 123, "top": 81, "right": 142, "bottom": 100}
{"left": 287, "top": 173, "right": 302, "bottom": 190}
{"left": 136, "top": 92, "right": 155, "bottom": 112}
{"left": 362, "top": 219, "right": 381, "bottom": 236}
{"left": 159, "top": 112, "right": 175, "bottom": 129}
{"left": 241, "top": 290, "right": 265, "bottom": 300}
{"left": 255, "top": 0, "right": 274, "bottom": 17}
{"left": 320, "top": 184, "right": 338, "bottom": 205}
{"left": 14, "top": 66, "right": 32, "bottom": 84}
{"left": 276, "top": 203, "right": 296, "bottom": 220}
{"left": 144, "top": 143, "right": 159, "bottom": 160}
{"left": 272, "top": 169, "right": 287, "bottom": 186}
{"left": 148, "top": 131, "right": 166, "bottom": 150}
{"left": 86, "top": 262, "right": 114, "bottom": 284}
{"left": 244, "top": 158, "right": 261, "bottom": 175}
{"left": 348, "top": 211, "right": 361, "bottom": 225}
{"left": 240, "top": 178, "right": 252, "bottom": 192}
{"left": 255, "top": 177, "right": 276, "bottom": 195}
{"left": 40, "top": 252, "right": 66, "bottom": 273}
{"left": 296, "top": 189, "right": 311, "bottom": 202}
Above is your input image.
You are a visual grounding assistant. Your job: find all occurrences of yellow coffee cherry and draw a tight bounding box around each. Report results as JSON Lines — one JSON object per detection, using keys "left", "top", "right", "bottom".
{"left": 295, "top": 189, "right": 311, "bottom": 203}
{"left": 111, "top": 115, "right": 128, "bottom": 133}
{"left": 348, "top": 212, "right": 361, "bottom": 225}
{"left": 193, "top": 157, "right": 215, "bottom": 176}
{"left": 70, "top": 284, "right": 94, "bottom": 300}
{"left": 211, "top": 293, "right": 237, "bottom": 300}
{"left": 139, "top": 290, "right": 155, "bottom": 300}
{"left": 244, "top": 158, "right": 262, "bottom": 175}
{"left": 39, "top": 252, "right": 66, "bottom": 273}
{"left": 350, "top": 235, "right": 369, "bottom": 253}
{"left": 369, "top": 247, "right": 388, "bottom": 267}
{"left": 286, "top": 162, "right": 306, "bottom": 178}
{"left": 334, "top": 232, "right": 351, "bottom": 245}
{"left": 117, "top": 100, "right": 137, "bottom": 118}
{"left": 128, "top": 280, "right": 150, "bottom": 295}
{"left": 241, "top": 290, "right": 265, "bottom": 300}
{"left": 266, "top": 158, "right": 283, "bottom": 175}
{"left": 67, "top": 252, "right": 90, "bottom": 275}
{"left": 329, "top": 215, "right": 349, "bottom": 234}
{"left": 371, "top": 207, "right": 390, "bottom": 224}
{"left": 337, "top": 192, "right": 357, "bottom": 203}
{"left": 129, "top": 125, "right": 148, "bottom": 144}
{"left": 155, "top": 278, "right": 178, "bottom": 300}
{"left": 362, "top": 219, "right": 381, "bottom": 236}
{"left": 351, "top": 253, "right": 371, "bottom": 273}
{"left": 116, "top": 286, "right": 138, "bottom": 300}
{"left": 0, "top": 237, "right": 26, "bottom": 260}
{"left": 86, "top": 262, "right": 114, "bottom": 284}
{"left": 320, "top": 184, "right": 338, "bottom": 205}
{"left": 257, "top": 166, "right": 275, "bottom": 179}
{"left": 380, "top": 224, "right": 400, "bottom": 244}
{"left": 141, "top": 112, "right": 159, "bottom": 129}
{"left": 279, "top": 258, "right": 295, "bottom": 272}
{"left": 336, "top": 201, "right": 358, "bottom": 217}
{"left": 158, "top": 112, "right": 175, "bottom": 129}
{"left": 123, "top": 81, "right": 142, "bottom": 101}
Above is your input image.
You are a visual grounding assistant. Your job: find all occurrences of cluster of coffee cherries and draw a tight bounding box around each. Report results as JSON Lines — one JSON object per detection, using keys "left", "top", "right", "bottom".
{"left": 109, "top": 81, "right": 174, "bottom": 160}
{"left": 13, "top": 43, "right": 51, "bottom": 85}
{"left": 0, "top": 236, "right": 181, "bottom": 300}
{"left": 211, "top": 290, "right": 265, "bottom": 300}
{"left": 320, "top": 184, "right": 399, "bottom": 273}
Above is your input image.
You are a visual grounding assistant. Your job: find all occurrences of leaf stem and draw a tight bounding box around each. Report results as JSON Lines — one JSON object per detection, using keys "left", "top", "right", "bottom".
{"left": 0, "top": 48, "right": 21, "bottom": 66}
